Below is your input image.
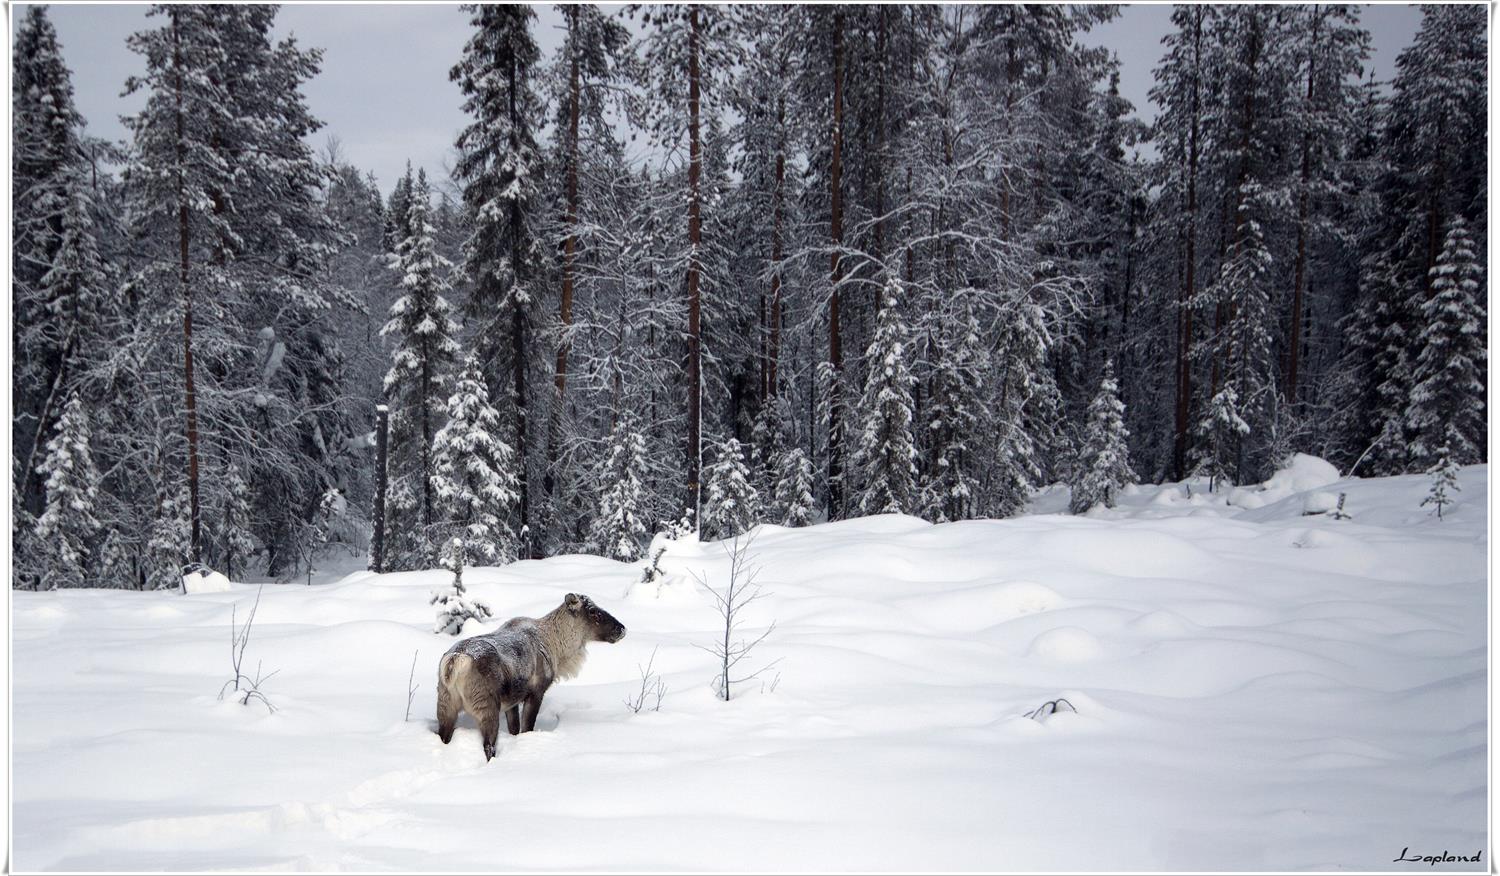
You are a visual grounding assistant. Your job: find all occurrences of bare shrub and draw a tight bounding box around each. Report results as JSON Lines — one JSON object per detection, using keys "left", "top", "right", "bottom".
{"left": 691, "top": 531, "right": 779, "bottom": 701}
{"left": 625, "top": 645, "right": 667, "bottom": 713}
{"left": 218, "top": 584, "right": 278, "bottom": 713}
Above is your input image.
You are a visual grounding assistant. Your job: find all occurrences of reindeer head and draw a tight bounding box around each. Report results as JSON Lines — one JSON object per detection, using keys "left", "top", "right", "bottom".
{"left": 565, "top": 593, "right": 626, "bottom": 643}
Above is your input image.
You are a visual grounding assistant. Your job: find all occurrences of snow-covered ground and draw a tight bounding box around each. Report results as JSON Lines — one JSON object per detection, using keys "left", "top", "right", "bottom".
{"left": 11, "top": 463, "right": 1488, "bottom": 871}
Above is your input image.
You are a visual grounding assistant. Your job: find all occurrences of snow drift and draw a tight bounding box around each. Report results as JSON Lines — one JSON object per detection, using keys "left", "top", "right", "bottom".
{"left": 10, "top": 465, "right": 1487, "bottom": 871}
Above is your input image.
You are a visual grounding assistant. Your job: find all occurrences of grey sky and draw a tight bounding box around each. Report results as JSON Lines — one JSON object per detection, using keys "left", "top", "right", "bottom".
{"left": 18, "top": 3, "right": 1427, "bottom": 195}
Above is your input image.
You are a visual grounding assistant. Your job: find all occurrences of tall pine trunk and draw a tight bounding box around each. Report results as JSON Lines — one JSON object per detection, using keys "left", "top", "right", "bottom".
{"left": 1287, "top": 10, "right": 1320, "bottom": 404}
{"left": 1172, "top": 9, "right": 1203, "bottom": 481}
{"left": 686, "top": 7, "right": 703, "bottom": 528}
{"left": 827, "top": 10, "right": 845, "bottom": 518}
{"left": 508, "top": 48, "right": 533, "bottom": 559}
{"left": 173, "top": 10, "right": 202, "bottom": 563}
{"left": 545, "top": 7, "right": 582, "bottom": 537}
{"left": 769, "top": 94, "right": 785, "bottom": 400}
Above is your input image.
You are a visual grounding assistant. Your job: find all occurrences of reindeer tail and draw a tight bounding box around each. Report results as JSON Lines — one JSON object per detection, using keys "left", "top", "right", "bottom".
{"left": 438, "top": 652, "right": 471, "bottom": 690}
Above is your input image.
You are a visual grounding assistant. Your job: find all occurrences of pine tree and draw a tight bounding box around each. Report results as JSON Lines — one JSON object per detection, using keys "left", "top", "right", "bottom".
{"left": 432, "top": 537, "right": 493, "bottom": 636}
{"left": 452, "top": 4, "right": 546, "bottom": 558}
{"left": 589, "top": 412, "right": 650, "bottom": 562}
{"left": 1070, "top": 362, "right": 1136, "bottom": 514}
{"left": 32, "top": 395, "right": 102, "bottom": 588}
{"left": 1421, "top": 445, "right": 1459, "bottom": 520}
{"left": 1407, "top": 217, "right": 1486, "bottom": 469}
{"left": 147, "top": 482, "right": 192, "bottom": 591}
{"left": 854, "top": 278, "right": 918, "bottom": 516}
{"left": 213, "top": 461, "right": 256, "bottom": 581}
{"left": 988, "top": 298, "right": 1050, "bottom": 518}
{"left": 381, "top": 171, "right": 461, "bottom": 569}
{"left": 771, "top": 445, "right": 817, "bottom": 528}
{"left": 431, "top": 354, "right": 521, "bottom": 564}
{"left": 13, "top": 6, "right": 105, "bottom": 520}
{"left": 923, "top": 305, "right": 987, "bottom": 523}
{"left": 702, "top": 437, "right": 760, "bottom": 540}
{"left": 1192, "top": 385, "right": 1250, "bottom": 493}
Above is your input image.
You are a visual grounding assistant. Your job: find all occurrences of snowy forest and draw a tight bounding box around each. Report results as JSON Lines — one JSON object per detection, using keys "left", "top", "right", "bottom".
{"left": 11, "top": 3, "right": 1487, "bottom": 589}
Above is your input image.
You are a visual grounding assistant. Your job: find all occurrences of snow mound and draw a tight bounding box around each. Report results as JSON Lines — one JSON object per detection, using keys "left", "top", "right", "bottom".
{"left": 180, "top": 565, "right": 232, "bottom": 594}
{"left": 1028, "top": 626, "right": 1105, "bottom": 662}
{"left": 1301, "top": 491, "right": 1339, "bottom": 515}
{"left": 1264, "top": 453, "right": 1341, "bottom": 492}
{"left": 10, "top": 464, "right": 1486, "bottom": 872}
{"left": 1231, "top": 454, "right": 1342, "bottom": 510}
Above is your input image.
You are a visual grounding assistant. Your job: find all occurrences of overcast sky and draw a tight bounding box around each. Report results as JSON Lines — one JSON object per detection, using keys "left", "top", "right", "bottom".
{"left": 18, "top": 3, "right": 1427, "bottom": 195}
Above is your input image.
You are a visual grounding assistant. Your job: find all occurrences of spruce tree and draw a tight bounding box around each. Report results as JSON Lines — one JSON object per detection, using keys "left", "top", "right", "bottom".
{"left": 431, "top": 354, "right": 521, "bottom": 565}
{"left": 213, "top": 461, "right": 256, "bottom": 581}
{"left": 147, "top": 482, "right": 192, "bottom": 591}
{"left": 923, "top": 306, "right": 986, "bottom": 523}
{"left": 1193, "top": 386, "right": 1250, "bottom": 493}
{"left": 702, "top": 437, "right": 760, "bottom": 541}
{"left": 1407, "top": 217, "right": 1486, "bottom": 468}
{"left": 432, "top": 537, "right": 493, "bottom": 636}
{"left": 451, "top": 4, "right": 546, "bottom": 557}
{"left": 381, "top": 171, "right": 461, "bottom": 569}
{"left": 771, "top": 445, "right": 817, "bottom": 528}
{"left": 33, "top": 395, "right": 102, "bottom": 589}
{"left": 1421, "top": 445, "right": 1459, "bottom": 520}
{"left": 853, "top": 279, "right": 918, "bottom": 516}
{"left": 589, "top": 412, "right": 650, "bottom": 562}
{"left": 1070, "top": 362, "right": 1136, "bottom": 514}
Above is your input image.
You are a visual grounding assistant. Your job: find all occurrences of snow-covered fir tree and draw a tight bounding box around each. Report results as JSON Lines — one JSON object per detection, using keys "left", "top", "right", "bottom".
{"left": 1421, "top": 446, "right": 1460, "bottom": 520}
{"left": 432, "top": 537, "right": 493, "bottom": 635}
{"left": 451, "top": 4, "right": 547, "bottom": 556}
{"left": 146, "top": 483, "right": 192, "bottom": 591}
{"left": 923, "top": 305, "right": 987, "bottom": 523}
{"left": 212, "top": 462, "right": 257, "bottom": 581}
{"left": 1193, "top": 386, "right": 1250, "bottom": 493}
{"left": 431, "top": 354, "right": 521, "bottom": 564}
{"left": 1070, "top": 362, "right": 1136, "bottom": 514}
{"left": 853, "top": 279, "right": 919, "bottom": 516}
{"left": 771, "top": 445, "right": 817, "bottom": 528}
{"left": 381, "top": 171, "right": 461, "bottom": 569}
{"left": 1406, "top": 217, "right": 1486, "bottom": 469}
{"left": 589, "top": 412, "right": 650, "bottom": 562}
{"left": 702, "top": 437, "right": 760, "bottom": 541}
{"left": 988, "top": 299, "right": 1050, "bottom": 518}
{"left": 32, "top": 396, "right": 102, "bottom": 589}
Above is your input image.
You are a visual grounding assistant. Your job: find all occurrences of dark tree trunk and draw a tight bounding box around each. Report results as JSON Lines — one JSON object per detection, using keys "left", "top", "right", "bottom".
{"left": 769, "top": 94, "right": 784, "bottom": 400}
{"left": 1172, "top": 9, "right": 1203, "bottom": 481}
{"left": 1285, "top": 10, "right": 1322, "bottom": 404}
{"left": 686, "top": 6, "right": 703, "bottom": 528}
{"left": 507, "top": 46, "right": 534, "bottom": 559}
{"left": 370, "top": 404, "right": 389, "bottom": 573}
{"left": 172, "top": 10, "right": 202, "bottom": 563}
{"left": 827, "top": 9, "right": 846, "bottom": 518}
{"left": 544, "top": 7, "right": 582, "bottom": 545}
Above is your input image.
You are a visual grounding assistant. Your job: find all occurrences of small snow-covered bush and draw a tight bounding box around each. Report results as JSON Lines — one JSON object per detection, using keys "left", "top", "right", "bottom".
{"left": 431, "top": 538, "right": 492, "bottom": 635}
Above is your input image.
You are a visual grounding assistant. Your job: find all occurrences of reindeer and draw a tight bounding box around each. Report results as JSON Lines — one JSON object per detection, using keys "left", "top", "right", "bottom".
{"left": 436, "top": 593, "right": 626, "bottom": 760}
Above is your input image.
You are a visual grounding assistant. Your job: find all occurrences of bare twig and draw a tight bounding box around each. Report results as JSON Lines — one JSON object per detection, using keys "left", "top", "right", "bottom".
{"left": 217, "top": 585, "right": 277, "bottom": 713}
{"left": 405, "top": 650, "right": 420, "bottom": 721}
{"left": 691, "top": 531, "right": 780, "bottom": 701}
{"left": 624, "top": 645, "right": 667, "bottom": 714}
{"left": 1024, "top": 698, "right": 1077, "bottom": 720}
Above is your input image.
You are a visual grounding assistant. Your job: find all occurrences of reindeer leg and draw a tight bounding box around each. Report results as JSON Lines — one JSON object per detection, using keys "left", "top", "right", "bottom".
{"left": 476, "top": 703, "right": 500, "bottom": 761}
{"left": 505, "top": 703, "right": 521, "bottom": 736}
{"left": 522, "top": 685, "right": 550, "bottom": 733}
{"left": 436, "top": 685, "right": 459, "bottom": 744}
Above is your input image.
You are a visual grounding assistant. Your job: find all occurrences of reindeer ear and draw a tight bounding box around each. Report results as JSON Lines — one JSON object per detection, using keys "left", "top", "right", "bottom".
{"left": 565, "top": 593, "right": 583, "bottom": 612}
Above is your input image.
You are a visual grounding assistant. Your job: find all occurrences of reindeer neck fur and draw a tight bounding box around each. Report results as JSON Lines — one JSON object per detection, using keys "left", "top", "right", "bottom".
{"left": 536, "top": 604, "right": 591, "bottom": 681}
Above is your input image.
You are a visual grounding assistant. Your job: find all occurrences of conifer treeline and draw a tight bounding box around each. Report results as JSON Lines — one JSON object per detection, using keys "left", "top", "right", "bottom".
{"left": 12, "top": 4, "right": 1487, "bottom": 587}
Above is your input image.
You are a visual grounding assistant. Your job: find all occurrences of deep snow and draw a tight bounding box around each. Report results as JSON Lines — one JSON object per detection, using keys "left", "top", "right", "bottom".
{"left": 10, "top": 464, "right": 1488, "bottom": 871}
